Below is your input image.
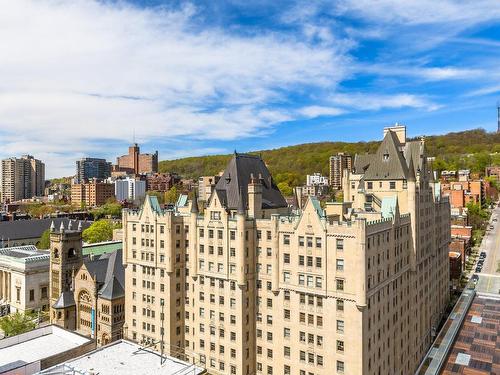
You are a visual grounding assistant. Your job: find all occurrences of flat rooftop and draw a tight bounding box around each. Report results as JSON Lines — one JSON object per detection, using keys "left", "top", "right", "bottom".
{"left": 0, "top": 325, "right": 91, "bottom": 373}
{"left": 37, "top": 340, "right": 206, "bottom": 375}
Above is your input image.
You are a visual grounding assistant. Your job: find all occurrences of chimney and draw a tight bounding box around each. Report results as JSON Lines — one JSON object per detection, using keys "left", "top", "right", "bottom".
{"left": 248, "top": 174, "right": 263, "bottom": 219}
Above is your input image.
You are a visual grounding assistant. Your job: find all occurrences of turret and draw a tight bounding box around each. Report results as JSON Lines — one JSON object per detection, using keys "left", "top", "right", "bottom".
{"left": 190, "top": 190, "right": 199, "bottom": 278}
{"left": 236, "top": 187, "right": 246, "bottom": 286}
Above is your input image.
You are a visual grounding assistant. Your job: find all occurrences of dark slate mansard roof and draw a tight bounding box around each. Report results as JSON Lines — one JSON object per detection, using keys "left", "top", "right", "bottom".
{"left": 212, "top": 153, "right": 288, "bottom": 211}
{"left": 353, "top": 130, "right": 430, "bottom": 181}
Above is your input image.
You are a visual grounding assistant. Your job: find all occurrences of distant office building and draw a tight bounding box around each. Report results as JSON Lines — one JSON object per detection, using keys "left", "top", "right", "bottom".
{"left": 198, "top": 175, "right": 221, "bottom": 201}
{"left": 329, "top": 152, "right": 352, "bottom": 189}
{"left": 306, "top": 173, "right": 328, "bottom": 186}
{"left": 146, "top": 173, "right": 180, "bottom": 192}
{"left": 71, "top": 180, "right": 115, "bottom": 207}
{"left": 115, "top": 178, "right": 146, "bottom": 202}
{"left": 458, "top": 169, "right": 470, "bottom": 182}
{"left": 115, "top": 143, "right": 158, "bottom": 175}
{"left": 0, "top": 155, "right": 45, "bottom": 203}
{"left": 75, "top": 158, "right": 111, "bottom": 183}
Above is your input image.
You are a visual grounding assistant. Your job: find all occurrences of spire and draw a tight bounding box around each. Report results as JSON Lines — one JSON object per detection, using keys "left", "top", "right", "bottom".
{"left": 50, "top": 221, "right": 55, "bottom": 232}
{"left": 190, "top": 190, "right": 199, "bottom": 214}
{"left": 237, "top": 186, "right": 246, "bottom": 215}
{"left": 59, "top": 221, "right": 65, "bottom": 233}
{"left": 68, "top": 220, "right": 73, "bottom": 230}
{"left": 407, "top": 155, "right": 416, "bottom": 182}
{"left": 77, "top": 221, "right": 82, "bottom": 231}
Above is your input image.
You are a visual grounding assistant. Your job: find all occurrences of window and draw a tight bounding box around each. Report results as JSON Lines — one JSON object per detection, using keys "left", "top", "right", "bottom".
{"left": 336, "top": 259, "right": 344, "bottom": 271}
{"left": 367, "top": 181, "right": 373, "bottom": 189}
{"left": 283, "top": 235, "right": 290, "bottom": 245}
{"left": 307, "top": 256, "right": 313, "bottom": 267}
{"left": 336, "top": 278, "right": 344, "bottom": 291}
{"left": 390, "top": 181, "right": 396, "bottom": 189}
{"left": 299, "top": 255, "right": 305, "bottom": 266}
{"left": 315, "top": 237, "right": 322, "bottom": 248}
{"left": 284, "top": 327, "right": 291, "bottom": 338}
{"left": 29, "top": 289, "right": 34, "bottom": 301}
{"left": 336, "top": 238, "right": 344, "bottom": 250}
{"left": 316, "top": 257, "right": 322, "bottom": 268}
{"left": 337, "top": 340, "right": 344, "bottom": 352}
{"left": 337, "top": 361, "right": 345, "bottom": 373}
{"left": 283, "top": 272, "right": 290, "bottom": 283}
{"left": 298, "top": 236, "right": 304, "bottom": 246}
{"left": 306, "top": 237, "right": 313, "bottom": 247}
{"left": 315, "top": 277, "right": 322, "bottom": 288}
{"left": 199, "top": 228, "right": 204, "bottom": 237}
{"left": 283, "top": 253, "right": 290, "bottom": 264}
{"left": 284, "top": 346, "right": 290, "bottom": 358}
{"left": 337, "top": 320, "right": 344, "bottom": 333}
{"left": 298, "top": 274, "right": 305, "bottom": 285}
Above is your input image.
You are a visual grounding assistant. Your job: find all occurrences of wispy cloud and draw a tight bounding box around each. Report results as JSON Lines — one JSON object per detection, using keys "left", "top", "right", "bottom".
{"left": 329, "top": 93, "right": 441, "bottom": 111}
{"left": 0, "top": 0, "right": 348, "bottom": 176}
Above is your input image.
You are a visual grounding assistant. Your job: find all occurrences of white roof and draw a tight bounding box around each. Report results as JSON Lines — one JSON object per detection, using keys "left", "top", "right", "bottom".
{"left": 38, "top": 340, "right": 205, "bottom": 375}
{"left": 0, "top": 325, "right": 91, "bottom": 372}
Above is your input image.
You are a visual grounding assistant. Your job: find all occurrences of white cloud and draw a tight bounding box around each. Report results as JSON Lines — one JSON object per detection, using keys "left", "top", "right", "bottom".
{"left": 298, "top": 106, "right": 344, "bottom": 118}
{"left": 329, "top": 93, "right": 440, "bottom": 111}
{"left": 335, "top": 0, "right": 500, "bottom": 26}
{"left": 0, "top": 0, "right": 348, "bottom": 177}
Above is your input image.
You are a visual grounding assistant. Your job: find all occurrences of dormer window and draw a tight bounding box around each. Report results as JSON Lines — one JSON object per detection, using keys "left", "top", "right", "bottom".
{"left": 383, "top": 152, "right": 389, "bottom": 161}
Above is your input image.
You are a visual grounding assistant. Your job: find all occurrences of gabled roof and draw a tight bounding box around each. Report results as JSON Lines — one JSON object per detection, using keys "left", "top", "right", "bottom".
{"left": 53, "top": 291, "right": 75, "bottom": 309}
{"left": 364, "top": 130, "right": 409, "bottom": 180}
{"left": 83, "top": 249, "right": 124, "bottom": 300}
{"left": 99, "top": 276, "right": 125, "bottom": 300}
{"left": 144, "top": 195, "right": 162, "bottom": 214}
{"left": 213, "top": 153, "right": 287, "bottom": 210}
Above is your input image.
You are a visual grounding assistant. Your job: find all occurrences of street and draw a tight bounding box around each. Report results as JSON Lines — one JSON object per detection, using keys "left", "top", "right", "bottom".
{"left": 480, "top": 203, "right": 500, "bottom": 275}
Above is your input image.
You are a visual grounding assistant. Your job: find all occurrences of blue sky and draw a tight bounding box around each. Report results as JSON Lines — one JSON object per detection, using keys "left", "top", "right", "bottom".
{"left": 1, "top": 0, "right": 500, "bottom": 177}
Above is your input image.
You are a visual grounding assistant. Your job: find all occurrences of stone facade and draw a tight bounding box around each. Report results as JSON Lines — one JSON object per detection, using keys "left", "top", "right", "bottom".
{"left": 49, "top": 222, "right": 125, "bottom": 347}
{"left": 122, "top": 126, "right": 450, "bottom": 375}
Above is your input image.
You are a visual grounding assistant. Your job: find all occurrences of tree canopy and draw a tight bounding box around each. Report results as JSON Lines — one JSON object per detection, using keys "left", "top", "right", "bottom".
{"left": 159, "top": 129, "right": 500, "bottom": 196}
{"left": 82, "top": 219, "right": 120, "bottom": 243}
{"left": 0, "top": 312, "right": 36, "bottom": 337}
{"left": 38, "top": 229, "right": 51, "bottom": 249}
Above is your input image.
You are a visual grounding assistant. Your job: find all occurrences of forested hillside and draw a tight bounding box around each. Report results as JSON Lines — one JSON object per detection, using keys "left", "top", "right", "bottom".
{"left": 159, "top": 129, "right": 500, "bottom": 194}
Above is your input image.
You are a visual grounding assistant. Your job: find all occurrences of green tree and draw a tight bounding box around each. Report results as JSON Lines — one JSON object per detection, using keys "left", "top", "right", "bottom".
{"left": 0, "top": 312, "right": 36, "bottom": 337}
{"left": 165, "top": 185, "right": 181, "bottom": 204}
{"left": 82, "top": 220, "right": 118, "bottom": 243}
{"left": 91, "top": 200, "right": 123, "bottom": 220}
{"left": 147, "top": 191, "right": 166, "bottom": 204}
{"left": 38, "top": 229, "right": 51, "bottom": 249}
{"left": 277, "top": 182, "right": 293, "bottom": 197}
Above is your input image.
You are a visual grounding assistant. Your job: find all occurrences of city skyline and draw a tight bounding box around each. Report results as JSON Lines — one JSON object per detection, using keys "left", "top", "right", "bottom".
{"left": 1, "top": 0, "right": 500, "bottom": 178}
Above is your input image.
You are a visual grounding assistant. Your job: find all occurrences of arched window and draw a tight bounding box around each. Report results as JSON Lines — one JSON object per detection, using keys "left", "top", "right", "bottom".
{"left": 53, "top": 249, "right": 59, "bottom": 258}
{"left": 68, "top": 248, "right": 76, "bottom": 258}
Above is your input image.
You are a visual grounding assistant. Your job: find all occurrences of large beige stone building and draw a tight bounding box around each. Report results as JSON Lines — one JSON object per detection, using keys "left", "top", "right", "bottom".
{"left": 122, "top": 125, "right": 450, "bottom": 375}
{"left": 0, "top": 155, "right": 45, "bottom": 203}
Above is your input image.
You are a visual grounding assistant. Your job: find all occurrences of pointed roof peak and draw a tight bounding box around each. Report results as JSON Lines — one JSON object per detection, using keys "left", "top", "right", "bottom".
{"left": 59, "top": 221, "right": 65, "bottom": 232}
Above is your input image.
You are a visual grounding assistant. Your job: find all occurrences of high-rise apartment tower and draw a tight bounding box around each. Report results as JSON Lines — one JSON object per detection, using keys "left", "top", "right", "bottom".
{"left": 0, "top": 155, "right": 45, "bottom": 203}
{"left": 122, "top": 126, "right": 450, "bottom": 375}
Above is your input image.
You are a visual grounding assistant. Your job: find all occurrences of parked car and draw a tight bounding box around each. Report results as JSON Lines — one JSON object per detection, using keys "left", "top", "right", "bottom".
{"left": 471, "top": 274, "right": 479, "bottom": 282}
{"left": 475, "top": 266, "right": 482, "bottom": 273}
{"left": 490, "top": 225, "right": 494, "bottom": 230}
{"left": 480, "top": 252, "right": 487, "bottom": 258}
